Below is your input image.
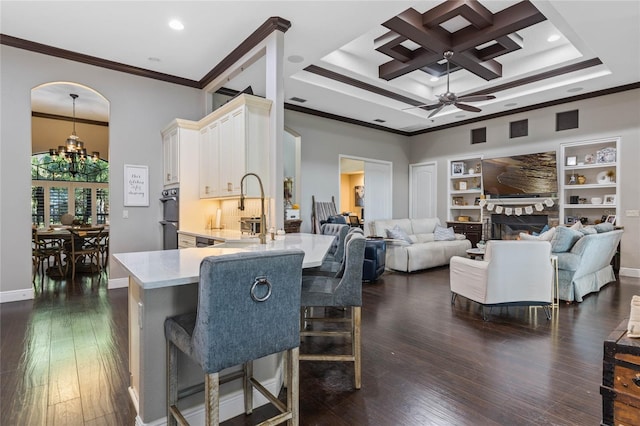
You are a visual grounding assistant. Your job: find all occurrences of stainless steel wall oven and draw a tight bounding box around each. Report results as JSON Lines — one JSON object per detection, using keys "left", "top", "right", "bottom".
{"left": 160, "top": 188, "right": 179, "bottom": 249}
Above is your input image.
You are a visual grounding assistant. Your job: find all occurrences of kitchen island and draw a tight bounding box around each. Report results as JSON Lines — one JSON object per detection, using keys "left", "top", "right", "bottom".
{"left": 113, "top": 233, "right": 335, "bottom": 425}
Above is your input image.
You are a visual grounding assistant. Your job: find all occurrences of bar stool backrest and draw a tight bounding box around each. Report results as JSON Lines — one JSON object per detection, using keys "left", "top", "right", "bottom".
{"left": 193, "top": 249, "right": 305, "bottom": 373}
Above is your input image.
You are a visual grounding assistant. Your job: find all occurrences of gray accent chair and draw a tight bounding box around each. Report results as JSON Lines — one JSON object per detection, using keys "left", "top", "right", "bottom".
{"left": 300, "top": 233, "right": 366, "bottom": 389}
{"left": 164, "top": 249, "right": 305, "bottom": 426}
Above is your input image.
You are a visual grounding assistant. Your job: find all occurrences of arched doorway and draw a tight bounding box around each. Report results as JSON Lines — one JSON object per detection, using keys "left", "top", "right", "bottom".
{"left": 31, "top": 82, "right": 110, "bottom": 285}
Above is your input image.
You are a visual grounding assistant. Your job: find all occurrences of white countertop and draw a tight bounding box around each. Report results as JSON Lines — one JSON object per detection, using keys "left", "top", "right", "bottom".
{"left": 177, "top": 228, "right": 259, "bottom": 242}
{"left": 114, "top": 233, "right": 335, "bottom": 290}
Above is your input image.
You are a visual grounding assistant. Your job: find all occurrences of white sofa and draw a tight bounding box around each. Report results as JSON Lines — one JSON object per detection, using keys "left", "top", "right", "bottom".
{"left": 371, "top": 218, "right": 471, "bottom": 272}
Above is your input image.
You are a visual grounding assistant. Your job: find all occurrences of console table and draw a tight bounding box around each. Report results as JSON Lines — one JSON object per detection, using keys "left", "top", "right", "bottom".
{"left": 447, "top": 221, "right": 482, "bottom": 247}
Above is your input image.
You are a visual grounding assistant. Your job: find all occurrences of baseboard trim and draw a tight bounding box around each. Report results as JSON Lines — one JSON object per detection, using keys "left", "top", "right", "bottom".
{"left": 0, "top": 287, "right": 34, "bottom": 303}
{"left": 620, "top": 267, "right": 640, "bottom": 278}
{"left": 108, "top": 277, "right": 129, "bottom": 289}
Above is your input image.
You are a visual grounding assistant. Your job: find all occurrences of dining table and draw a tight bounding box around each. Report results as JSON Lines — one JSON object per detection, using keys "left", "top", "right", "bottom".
{"left": 36, "top": 226, "right": 109, "bottom": 277}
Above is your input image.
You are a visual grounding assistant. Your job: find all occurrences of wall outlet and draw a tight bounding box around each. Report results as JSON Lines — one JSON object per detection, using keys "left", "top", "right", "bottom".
{"left": 123, "top": 210, "right": 129, "bottom": 219}
{"left": 626, "top": 209, "right": 640, "bottom": 217}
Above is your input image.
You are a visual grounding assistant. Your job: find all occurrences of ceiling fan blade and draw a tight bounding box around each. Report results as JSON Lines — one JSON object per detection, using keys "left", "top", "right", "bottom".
{"left": 428, "top": 105, "right": 445, "bottom": 118}
{"left": 457, "top": 94, "right": 496, "bottom": 102}
{"left": 402, "top": 102, "right": 441, "bottom": 111}
{"left": 455, "top": 103, "right": 481, "bottom": 113}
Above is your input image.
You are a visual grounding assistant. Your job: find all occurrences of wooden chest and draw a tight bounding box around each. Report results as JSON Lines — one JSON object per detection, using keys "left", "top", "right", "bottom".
{"left": 601, "top": 319, "right": 640, "bottom": 425}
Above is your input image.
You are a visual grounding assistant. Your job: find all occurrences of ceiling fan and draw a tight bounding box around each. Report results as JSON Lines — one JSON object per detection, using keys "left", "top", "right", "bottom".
{"left": 406, "top": 51, "right": 496, "bottom": 118}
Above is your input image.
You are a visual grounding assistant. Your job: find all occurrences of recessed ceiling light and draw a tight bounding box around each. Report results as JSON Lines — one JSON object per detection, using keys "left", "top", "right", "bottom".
{"left": 430, "top": 76, "right": 439, "bottom": 82}
{"left": 547, "top": 34, "right": 560, "bottom": 42}
{"left": 169, "top": 19, "right": 184, "bottom": 30}
{"left": 373, "top": 119, "right": 386, "bottom": 123}
{"left": 505, "top": 102, "right": 517, "bottom": 107}
{"left": 568, "top": 87, "right": 583, "bottom": 93}
{"left": 148, "top": 57, "right": 161, "bottom": 62}
{"left": 288, "top": 55, "right": 304, "bottom": 63}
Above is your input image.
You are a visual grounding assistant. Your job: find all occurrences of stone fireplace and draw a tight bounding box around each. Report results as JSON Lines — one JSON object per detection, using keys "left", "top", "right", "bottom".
{"left": 491, "top": 214, "right": 548, "bottom": 240}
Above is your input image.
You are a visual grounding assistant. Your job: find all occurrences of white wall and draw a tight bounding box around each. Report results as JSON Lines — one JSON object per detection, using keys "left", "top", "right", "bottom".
{"left": 284, "top": 110, "right": 410, "bottom": 233}
{"left": 1, "top": 46, "right": 202, "bottom": 299}
{"left": 409, "top": 89, "right": 640, "bottom": 272}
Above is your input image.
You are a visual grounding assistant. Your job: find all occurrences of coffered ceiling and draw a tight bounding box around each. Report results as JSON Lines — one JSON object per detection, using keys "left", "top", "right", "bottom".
{"left": 2, "top": 1, "right": 638, "bottom": 134}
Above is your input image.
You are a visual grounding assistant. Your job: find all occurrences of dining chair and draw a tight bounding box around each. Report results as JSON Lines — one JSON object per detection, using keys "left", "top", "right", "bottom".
{"left": 31, "top": 227, "right": 64, "bottom": 284}
{"left": 299, "top": 233, "right": 366, "bottom": 389}
{"left": 65, "top": 227, "right": 104, "bottom": 281}
{"left": 164, "top": 249, "right": 305, "bottom": 426}
{"left": 97, "top": 233, "right": 109, "bottom": 267}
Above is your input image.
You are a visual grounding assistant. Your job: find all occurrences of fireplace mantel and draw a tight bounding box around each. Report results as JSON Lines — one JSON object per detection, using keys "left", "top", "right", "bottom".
{"left": 483, "top": 197, "right": 558, "bottom": 205}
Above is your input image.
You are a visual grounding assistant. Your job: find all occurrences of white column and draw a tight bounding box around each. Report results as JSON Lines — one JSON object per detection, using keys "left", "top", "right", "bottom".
{"left": 264, "top": 30, "right": 285, "bottom": 230}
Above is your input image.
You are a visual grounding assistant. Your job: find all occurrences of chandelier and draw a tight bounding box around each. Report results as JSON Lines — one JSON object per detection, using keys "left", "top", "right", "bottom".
{"left": 48, "top": 93, "right": 99, "bottom": 176}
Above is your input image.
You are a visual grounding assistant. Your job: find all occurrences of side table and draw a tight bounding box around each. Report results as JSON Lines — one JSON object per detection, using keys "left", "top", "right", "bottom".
{"left": 466, "top": 248, "right": 485, "bottom": 260}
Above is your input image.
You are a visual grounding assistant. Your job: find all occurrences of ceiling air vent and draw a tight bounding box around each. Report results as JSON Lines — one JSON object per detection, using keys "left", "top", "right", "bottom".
{"left": 373, "top": 119, "right": 386, "bottom": 123}
{"left": 289, "top": 97, "right": 307, "bottom": 103}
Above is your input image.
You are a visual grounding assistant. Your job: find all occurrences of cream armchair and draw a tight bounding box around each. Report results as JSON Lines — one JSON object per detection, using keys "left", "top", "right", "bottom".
{"left": 450, "top": 240, "right": 554, "bottom": 321}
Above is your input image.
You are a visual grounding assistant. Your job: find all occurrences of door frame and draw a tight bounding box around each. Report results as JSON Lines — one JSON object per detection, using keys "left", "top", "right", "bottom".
{"left": 339, "top": 154, "right": 393, "bottom": 225}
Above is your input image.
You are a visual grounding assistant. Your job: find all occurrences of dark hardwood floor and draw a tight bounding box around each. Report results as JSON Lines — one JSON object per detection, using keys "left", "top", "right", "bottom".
{"left": 2, "top": 267, "right": 639, "bottom": 425}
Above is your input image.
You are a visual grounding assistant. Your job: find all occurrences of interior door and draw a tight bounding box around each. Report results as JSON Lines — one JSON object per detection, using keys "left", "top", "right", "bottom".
{"left": 409, "top": 162, "right": 437, "bottom": 218}
{"left": 363, "top": 161, "right": 392, "bottom": 224}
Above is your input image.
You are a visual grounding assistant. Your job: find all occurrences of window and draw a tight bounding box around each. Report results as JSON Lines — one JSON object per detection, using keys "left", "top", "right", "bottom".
{"left": 31, "top": 153, "right": 109, "bottom": 226}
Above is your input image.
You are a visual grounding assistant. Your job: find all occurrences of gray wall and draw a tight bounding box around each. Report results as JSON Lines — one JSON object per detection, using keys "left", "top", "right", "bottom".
{"left": 1, "top": 46, "right": 202, "bottom": 296}
{"left": 409, "top": 89, "right": 640, "bottom": 271}
{"left": 284, "top": 110, "right": 411, "bottom": 233}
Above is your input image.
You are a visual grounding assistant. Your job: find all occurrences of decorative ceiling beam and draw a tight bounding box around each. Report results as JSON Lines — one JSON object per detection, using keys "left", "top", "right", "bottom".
{"left": 377, "top": 1, "right": 547, "bottom": 82}
{"left": 451, "top": 1, "right": 545, "bottom": 52}
{"left": 422, "top": 0, "right": 493, "bottom": 29}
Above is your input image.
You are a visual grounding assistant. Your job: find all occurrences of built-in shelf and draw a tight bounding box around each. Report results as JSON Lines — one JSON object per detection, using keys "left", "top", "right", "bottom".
{"left": 448, "top": 155, "right": 484, "bottom": 223}
{"left": 560, "top": 137, "right": 620, "bottom": 226}
{"left": 564, "top": 183, "right": 616, "bottom": 190}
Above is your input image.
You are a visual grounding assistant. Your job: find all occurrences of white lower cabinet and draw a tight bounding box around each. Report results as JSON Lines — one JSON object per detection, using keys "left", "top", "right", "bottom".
{"left": 177, "top": 234, "right": 196, "bottom": 248}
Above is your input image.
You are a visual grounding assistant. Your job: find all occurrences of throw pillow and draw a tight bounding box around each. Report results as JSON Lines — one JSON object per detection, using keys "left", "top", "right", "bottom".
{"left": 579, "top": 226, "right": 597, "bottom": 235}
{"left": 519, "top": 227, "right": 556, "bottom": 241}
{"left": 551, "top": 226, "right": 583, "bottom": 253}
{"left": 433, "top": 225, "right": 455, "bottom": 241}
{"left": 569, "top": 221, "right": 583, "bottom": 231}
{"left": 386, "top": 225, "right": 413, "bottom": 244}
{"left": 595, "top": 222, "right": 614, "bottom": 233}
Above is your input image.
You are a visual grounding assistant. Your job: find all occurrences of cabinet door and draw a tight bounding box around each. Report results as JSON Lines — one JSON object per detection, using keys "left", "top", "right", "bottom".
{"left": 163, "top": 128, "right": 179, "bottom": 185}
{"left": 199, "top": 122, "right": 220, "bottom": 198}
{"left": 218, "top": 108, "right": 246, "bottom": 197}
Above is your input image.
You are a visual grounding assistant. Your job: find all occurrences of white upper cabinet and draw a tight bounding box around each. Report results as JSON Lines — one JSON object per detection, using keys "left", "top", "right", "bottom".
{"left": 161, "top": 119, "right": 199, "bottom": 187}
{"left": 198, "top": 95, "right": 271, "bottom": 199}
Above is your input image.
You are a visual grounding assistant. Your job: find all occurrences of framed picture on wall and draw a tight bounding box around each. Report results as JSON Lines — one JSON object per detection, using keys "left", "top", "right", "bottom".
{"left": 354, "top": 185, "right": 364, "bottom": 207}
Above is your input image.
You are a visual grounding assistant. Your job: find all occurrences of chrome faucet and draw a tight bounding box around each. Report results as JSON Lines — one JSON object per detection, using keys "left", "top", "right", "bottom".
{"left": 239, "top": 173, "right": 267, "bottom": 244}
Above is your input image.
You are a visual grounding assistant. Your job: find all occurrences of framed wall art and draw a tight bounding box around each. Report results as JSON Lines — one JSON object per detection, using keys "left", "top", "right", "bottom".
{"left": 124, "top": 164, "right": 149, "bottom": 206}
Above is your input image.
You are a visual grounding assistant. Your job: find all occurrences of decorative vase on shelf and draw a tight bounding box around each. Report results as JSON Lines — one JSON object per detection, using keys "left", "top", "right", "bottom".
{"left": 577, "top": 175, "right": 586, "bottom": 185}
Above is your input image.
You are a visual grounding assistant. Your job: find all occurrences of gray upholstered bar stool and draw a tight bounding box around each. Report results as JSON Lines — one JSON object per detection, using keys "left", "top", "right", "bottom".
{"left": 164, "top": 249, "right": 305, "bottom": 426}
{"left": 304, "top": 226, "right": 362, "bottom": 277}
{"left": 299, "top": 233, "right": 366, "bottom": 389}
